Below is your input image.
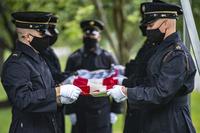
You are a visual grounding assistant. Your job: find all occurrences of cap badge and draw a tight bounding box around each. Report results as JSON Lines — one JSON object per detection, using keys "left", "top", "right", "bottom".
{"left": 142, "top": 5, "right": 145, "bottom": 13}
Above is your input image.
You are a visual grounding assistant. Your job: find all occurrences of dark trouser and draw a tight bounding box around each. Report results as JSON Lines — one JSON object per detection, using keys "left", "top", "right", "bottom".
{"left": 72, "top": 106, "right": 111, "bottom": 133}
{"left": 71, "top": 122, "right": 113, "bottom": 133}
{"left": 71, "top": 125, "right": 78, "bottom": 133}
{"left": 123, "top": 110, "right": 141, "bottom": 133}
{"left": 56, "top": 111, "right": 65, "bottom": 133}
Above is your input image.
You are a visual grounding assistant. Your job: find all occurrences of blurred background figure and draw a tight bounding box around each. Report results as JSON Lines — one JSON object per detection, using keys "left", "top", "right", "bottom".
{"left": 39, "top": 15, "right": 67, "bottom": 133}
{"left": 65, "top": 19, "right": 124, "bottom": 133}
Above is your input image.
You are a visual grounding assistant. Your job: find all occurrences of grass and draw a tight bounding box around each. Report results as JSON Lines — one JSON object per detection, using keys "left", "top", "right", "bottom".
{"left": 191, "top": 92, "right": 200, "bottom": 131}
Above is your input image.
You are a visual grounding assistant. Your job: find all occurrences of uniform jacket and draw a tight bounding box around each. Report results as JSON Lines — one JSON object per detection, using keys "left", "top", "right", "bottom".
{"left": 1, "top": 41, "right": 60, "bottom": 133}
{"left": 65, "top": 46, "right": 124, "bottom": 133}
{"left": 40, "top": 47, "right": 69, "bottom": 85}
{"left": 123, "top": 40, "right": 158, "bottom": 133}
{"left": 125, "top": 33, "right": 196, "bottom": 133}
{"left": 40, "top": 47, "right": 66, "bottom": 133}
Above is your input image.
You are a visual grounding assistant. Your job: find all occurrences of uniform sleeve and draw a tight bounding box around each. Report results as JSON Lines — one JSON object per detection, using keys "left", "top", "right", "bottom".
{"left": 42, "top": 50, "right": 66, "bottom": 84}
{"left": 1, "top": 62, "right": 57, "bottom": 112}
{"left": 127, "top": 52, "right": 188, "bottom": 107}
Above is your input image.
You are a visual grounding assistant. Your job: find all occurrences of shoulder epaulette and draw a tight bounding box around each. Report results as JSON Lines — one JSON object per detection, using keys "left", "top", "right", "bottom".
{"left": 163, "top": 42, "right": 182, "bottom": 63}
{"left": 10, "top": 51, "right": 22, "bottom": 59}
{"left": 174, "top": 42, "right": 183, "bottom": 51}
{"left": 12, "top": 51, "right": 21, "bottom": 57}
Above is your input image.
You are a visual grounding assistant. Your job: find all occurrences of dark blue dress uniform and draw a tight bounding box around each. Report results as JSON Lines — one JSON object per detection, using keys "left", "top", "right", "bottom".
{"left": 126, "top": 32, "right": 196, "bottom": 133}
{"left": 41, "top": 48, "right": 66, "bottom": 133}
{"left": 40, "top": 15, "right": 67, "bottom": 85}
{"left": 41, "top": 47, "right": 65, "bottom": 84}
{"left": 40, "top": 16, "right": 66, "bottom": 133}
{"left": 65, "top": 20, "right": 124, "bottom": 133}
{"left": 122, "top": 1, "right": 196, "bottom": 133}
{"left": 123, "top": 40, "right": 158, "bottom": 133}
{"left": 1, "top": 12, "right": 62, "bottom": 133}
{"left": 123, "top": 16, "right": 158, "bottom": 133}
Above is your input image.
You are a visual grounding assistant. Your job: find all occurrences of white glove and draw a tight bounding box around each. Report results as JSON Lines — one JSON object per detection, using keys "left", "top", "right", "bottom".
{"left": 60, "top": 84, "right": 81, "bottom": 100}
{"left": 110, "top": 112, "right": 118, "bottom": 124}
{"left": 69, "top": 113, "right": 77, "bottom": 125}
{"left": 60, "top": 96, "right": 76, "bottom": 104}
{"left": 107, "top": 85, "right": 127, "bottom": 103}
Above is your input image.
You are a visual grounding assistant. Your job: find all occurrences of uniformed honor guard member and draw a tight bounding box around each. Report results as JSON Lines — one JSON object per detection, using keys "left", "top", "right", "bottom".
{"left": 40, "top": 15, "right": 68, "bottom": 85}
{"left": 123, "top": 22, "right": 159, "bottom": 133}
{"left": 65, "top": 20, "right": 124, "bottom": 133}
{"left": 1, "top": 11, "right": 82, "bottom": 133}
{"left": 108, "top": 1, "right": 197, "bottom": 133}
{"left": 39, "top": 15, "right": 66, "bottom": 133}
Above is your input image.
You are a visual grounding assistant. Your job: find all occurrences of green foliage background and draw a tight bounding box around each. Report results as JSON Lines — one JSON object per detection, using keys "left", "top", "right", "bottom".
{"left": 0, "top": 0, "right": 200, "bottom": 133}
{"left": 0, "top": 0, "right": 199, "bottom": 61}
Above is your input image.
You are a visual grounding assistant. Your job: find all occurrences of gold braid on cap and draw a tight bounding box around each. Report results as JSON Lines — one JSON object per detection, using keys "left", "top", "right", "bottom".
{"left": 144, "top": 11, "right": 178, "bottom": 16}
{"left": 15, "top": 20, "right": 49, "bottom": 24}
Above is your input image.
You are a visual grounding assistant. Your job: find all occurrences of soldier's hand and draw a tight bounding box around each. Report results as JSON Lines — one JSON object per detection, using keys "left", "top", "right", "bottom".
{"left": 60, "top": 84, "right": 81, "bottom": 99}
{"left": 60, "top": 96, "right": 77, "bottom": 104}
{"left": 110, "top": 112, "right": 118, "bottom": 124}
{"left": 56, "top": 84, "right": 81, "bottom": 104}
{"left": 107, "top": 85, "right": 127, "bottom": 103}
{"left": 69, "top": 113, "right": 77, "bottom": 125}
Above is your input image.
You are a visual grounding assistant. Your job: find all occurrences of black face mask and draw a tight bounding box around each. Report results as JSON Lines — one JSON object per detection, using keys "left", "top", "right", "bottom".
{"left": 83, "top": 37, "right": 98, "bottom": 51}
{"left": 146, "top": 22, "right": 165, "bottom": 45}
{"left": 48, "top": 28, "right": 59, "bottom": 46}
{"left": 49, "top": 34, "right": 58, "bottom": 46}
{"left": 30, "top": 35, "right": 51, "bottom": 52}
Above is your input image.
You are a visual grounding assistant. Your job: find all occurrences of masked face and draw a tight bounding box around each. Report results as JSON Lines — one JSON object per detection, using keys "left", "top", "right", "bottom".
{"left": 49, "top": 34, "right": 58, "bottom": 46}
{"left": 146, "top": 21, "right": 166, "bottom": 45}
{"left": 48, "top": 28, "right": 59, "bottom": 46}
{"left": 30, "top": 35, "right": 51, "bottom": 52}
{"left": 83, "top": 37, "right": 98, "bottom": 51}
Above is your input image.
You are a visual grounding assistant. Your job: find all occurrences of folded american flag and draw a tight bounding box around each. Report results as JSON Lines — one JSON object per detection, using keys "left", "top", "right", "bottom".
{"left": 62, "top": 65, "right": 125, "bottom": 96}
